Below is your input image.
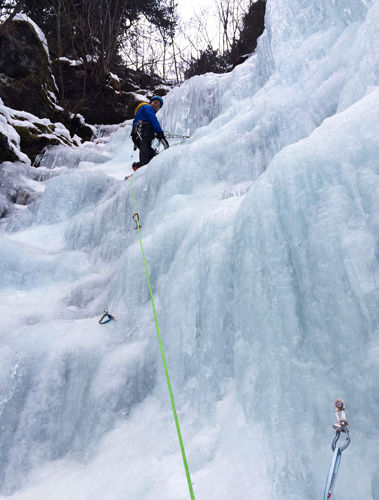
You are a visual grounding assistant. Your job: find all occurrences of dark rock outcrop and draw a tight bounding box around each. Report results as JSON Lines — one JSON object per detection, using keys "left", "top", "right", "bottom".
{"left": 53, "top": 58, "right": 139, "bottom": 124}
{"left": 0, "top": 18, "right": 59, "bottom": 121}
{"left": 0, "top": 130, "right": 19, "bottom": 163}
{"left": 53, "top": 59, "right": 170, "bottom": 125}
{"left": 0, "top": 17, "right": 94, "bottom": 163}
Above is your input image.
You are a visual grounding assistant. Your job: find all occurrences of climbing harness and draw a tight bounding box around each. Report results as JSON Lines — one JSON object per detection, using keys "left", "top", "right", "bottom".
{"left": 322, "top": 399, "right": 350, "bottom": 499}
{"left": 132, "top": 212, "right": 141, "bottom": 230}
{"left": 135, "top": 120, "right": 144, "bottom": 141}
{"left": 128, "top": 175, "right": 195, "bottom": 500}
{"left": 98, "top": 310, "right": 115, "bottom": 324}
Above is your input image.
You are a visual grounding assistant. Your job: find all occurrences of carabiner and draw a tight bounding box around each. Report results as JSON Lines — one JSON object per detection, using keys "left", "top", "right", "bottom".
{"left": 99, "top": 310, "right": 115, "bottom": 324}
{"left": 332, "top": 427, "right": 350, "bottom": 453}
{"left": 132, "top": 212, "right": 142, "bottom": 230}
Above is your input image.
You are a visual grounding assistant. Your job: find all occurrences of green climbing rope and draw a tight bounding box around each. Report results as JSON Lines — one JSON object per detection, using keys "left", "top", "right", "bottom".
{"left": 130, "top": 176, "right": 195, "bottom": 500}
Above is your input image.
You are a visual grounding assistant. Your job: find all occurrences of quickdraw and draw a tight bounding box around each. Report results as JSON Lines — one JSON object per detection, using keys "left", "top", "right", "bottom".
{"left": 322, "top": 399, "right": 350, "bottom": 499}
{"left": 132, "top": 212, "right": 142, "bottom": 230}
{"left": 98, "top": 309, "right": 115, "bottom": 324}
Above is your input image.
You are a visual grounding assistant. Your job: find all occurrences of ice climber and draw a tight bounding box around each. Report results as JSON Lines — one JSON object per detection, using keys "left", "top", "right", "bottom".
{"left": 131, "top": 95, "right": 169, "bottom": 171}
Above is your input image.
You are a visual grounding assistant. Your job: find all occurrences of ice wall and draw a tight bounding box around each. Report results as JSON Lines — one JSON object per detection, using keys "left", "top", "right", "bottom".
{"left": 0, "top": 0, "right": 378, "bottom": 499}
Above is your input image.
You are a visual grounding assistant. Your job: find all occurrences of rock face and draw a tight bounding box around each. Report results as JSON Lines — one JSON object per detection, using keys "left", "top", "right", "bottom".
{"left": 53, "top": 60, "right": 169, "bottom": 125}
{"left": 0, "top": 17, "right": 59, "bottom": 121}
{"left": 0, "top": 17, "right": 94, "bottom": 164}
{"left": 54, "top": 58, "right": 140, "bottom": 125}
{"left": 0, "top": 128, "right": 19, "bottom": 163}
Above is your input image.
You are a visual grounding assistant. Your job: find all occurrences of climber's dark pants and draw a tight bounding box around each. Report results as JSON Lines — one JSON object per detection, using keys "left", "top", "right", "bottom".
{"left": 138, "top": 122, "right": 157, "bottom": 166}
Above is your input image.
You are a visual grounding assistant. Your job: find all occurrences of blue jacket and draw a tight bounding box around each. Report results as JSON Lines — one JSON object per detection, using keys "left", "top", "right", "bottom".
{"left": 132, "top": 104, "right": 163, "bottom": 134}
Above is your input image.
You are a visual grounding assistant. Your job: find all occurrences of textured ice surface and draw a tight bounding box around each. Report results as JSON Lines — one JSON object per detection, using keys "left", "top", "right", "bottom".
{"left": 0, "top": 0, "right": 379, "bottom": 499}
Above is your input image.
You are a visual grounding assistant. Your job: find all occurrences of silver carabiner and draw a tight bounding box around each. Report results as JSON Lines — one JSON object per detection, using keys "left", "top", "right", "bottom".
{"left": 332, "top": 426, "right": 350, "bottom": 453}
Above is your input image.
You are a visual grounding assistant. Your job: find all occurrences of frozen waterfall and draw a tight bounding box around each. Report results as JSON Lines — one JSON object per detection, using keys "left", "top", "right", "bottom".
{"left": 1, "top": 0, "right": 379, "bottom": 499}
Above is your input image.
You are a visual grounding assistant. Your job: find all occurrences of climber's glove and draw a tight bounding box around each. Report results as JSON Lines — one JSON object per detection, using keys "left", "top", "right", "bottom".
{"left": 156, "top": 131, "right": 169, "bottom": 150}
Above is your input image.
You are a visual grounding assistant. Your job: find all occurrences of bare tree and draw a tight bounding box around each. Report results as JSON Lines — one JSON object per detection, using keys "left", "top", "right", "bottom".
{"left": 214, "top": 0, "right": 249, "bottom": 54}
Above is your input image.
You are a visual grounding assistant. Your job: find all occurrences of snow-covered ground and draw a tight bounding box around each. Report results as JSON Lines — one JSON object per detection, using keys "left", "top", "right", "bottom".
{"left": 0, "top": 0, "right": 379, "bottom": 498}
